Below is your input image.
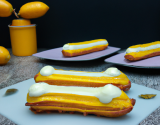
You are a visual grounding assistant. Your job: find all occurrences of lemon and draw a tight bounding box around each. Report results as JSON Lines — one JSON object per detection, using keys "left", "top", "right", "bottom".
{"left": 18, "top": 1, "right": 49, "bottom": 19}
{"left": 0, "top": 46, "right": 11, "bottom": 65}
{"left": 0, "top": 0, "right": 13, "bottom": 17}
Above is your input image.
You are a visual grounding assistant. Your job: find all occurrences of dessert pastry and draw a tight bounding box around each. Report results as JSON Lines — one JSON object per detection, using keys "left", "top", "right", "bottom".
{"left": 125, "top": 41, "right": 160, "bottom": 61}
{"left": 25, "top": 83, "right": 136, "bottom": 117}
{"left": 34, "top": 66, "right": 131, "bottom": 91}
{"left": 62, "top": 39, "right": 108, "bottom": 57}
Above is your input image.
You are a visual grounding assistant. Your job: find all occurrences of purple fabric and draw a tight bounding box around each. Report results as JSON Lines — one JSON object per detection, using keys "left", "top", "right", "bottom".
{"left": 33, "top": 46, "right": 120, "bottom": 61}
{"left": 105, "top": 52, "right": 160, "bottom": 68}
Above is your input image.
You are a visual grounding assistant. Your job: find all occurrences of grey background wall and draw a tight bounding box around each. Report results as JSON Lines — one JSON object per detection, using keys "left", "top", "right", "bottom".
{"left": 1, "top": 0, "right": 160, "bottom": 49}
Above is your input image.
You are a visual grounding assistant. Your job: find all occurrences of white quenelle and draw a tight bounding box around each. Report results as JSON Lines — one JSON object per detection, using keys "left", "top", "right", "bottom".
{"left": 40, "top": 66, "right": 55, "bottom": 76}
{"left": 63, "top": 40, "right": 108, "bottom": 50}
{"left": 104, "top": 67, "right": 121, "bottom": 76}
{"left": 28, "top": 83, "right": 122, "bottom": 104}
{"left": 126, "top": 44, "right": 160, "bottom": 53}
{"left": 40, "top": 66, "right": 121, "bottom": 77}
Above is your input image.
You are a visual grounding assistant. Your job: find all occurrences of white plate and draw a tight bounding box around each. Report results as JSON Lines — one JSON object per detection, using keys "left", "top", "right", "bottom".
{"left": 0, "top": 78, "right": 160, "bottom": 125}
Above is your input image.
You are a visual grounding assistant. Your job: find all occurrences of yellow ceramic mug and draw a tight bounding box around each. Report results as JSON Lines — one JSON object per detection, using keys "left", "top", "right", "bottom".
{"left": 8, "top": 19, "right": 37, "bottom": 56}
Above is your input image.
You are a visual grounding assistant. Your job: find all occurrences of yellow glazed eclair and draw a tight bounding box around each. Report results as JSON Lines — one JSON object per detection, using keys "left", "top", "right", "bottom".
{"left": 25, "top": 83, "right": 135, "bottom": 117}
{"left": 62, "top": 39, "right": 108, "bottom": 57}
{"left": 34, "top": 66, "right": 131, "bottom": 91}
{"left": 125, "top": 41, "right": 160, "bottom": 61}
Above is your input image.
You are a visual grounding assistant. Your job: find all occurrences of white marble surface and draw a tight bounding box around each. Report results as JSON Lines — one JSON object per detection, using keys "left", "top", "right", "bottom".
{"left": 0, "top": 48, "right": 160, "bottom": 125}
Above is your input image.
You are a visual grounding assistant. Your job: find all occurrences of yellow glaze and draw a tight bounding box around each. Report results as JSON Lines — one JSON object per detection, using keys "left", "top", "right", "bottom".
{"left": 125, "top": 48, "right": 160, "bottom": 58}
{"left": 27, "top": 91, "right": 132, "bottom": 110}
{"left": 128, "top": 41, "right": 160, "bottom": 48}
{"left": 35, "top": 70, "right": 129, "bottom": 85}
{"left": 68, "top": 39, "right": 107, "bottom": 45}
{"left": 126, "top": 41, "right": 160, "bottom": 58}
{"left": 63, "top": 44, "right": 108, "bottom": 54}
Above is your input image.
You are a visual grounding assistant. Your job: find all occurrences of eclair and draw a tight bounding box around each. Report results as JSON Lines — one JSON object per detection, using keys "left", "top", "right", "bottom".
{"left": 62, "top": 39, "right": 108, "bottom": 57}
{"left": 125, "top": 41, "right": 160, "bottom": 61}
{"left": 34, "top": 66, "right": 131, "bottom": 91}
{"left": 25, "top": 83, "right": 135, "bottom": 117}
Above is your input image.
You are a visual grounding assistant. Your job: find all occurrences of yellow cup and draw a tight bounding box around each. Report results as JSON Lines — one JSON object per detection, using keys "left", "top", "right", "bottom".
{"left": 8, "top": 19, "right": 37, "bottom": 56}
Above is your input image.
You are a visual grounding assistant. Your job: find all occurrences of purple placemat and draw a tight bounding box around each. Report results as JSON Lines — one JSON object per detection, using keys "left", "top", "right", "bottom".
{"left": 32, "top": 46, "right": 120, "bottom": 61}
{"left": 104, "top": 52, "right": 160, "bottom": 68}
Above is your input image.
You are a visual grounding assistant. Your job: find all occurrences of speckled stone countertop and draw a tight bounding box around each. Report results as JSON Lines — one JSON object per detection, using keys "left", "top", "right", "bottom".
{"left": 0, "top": 49, "right": 160, "bottom": 125}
